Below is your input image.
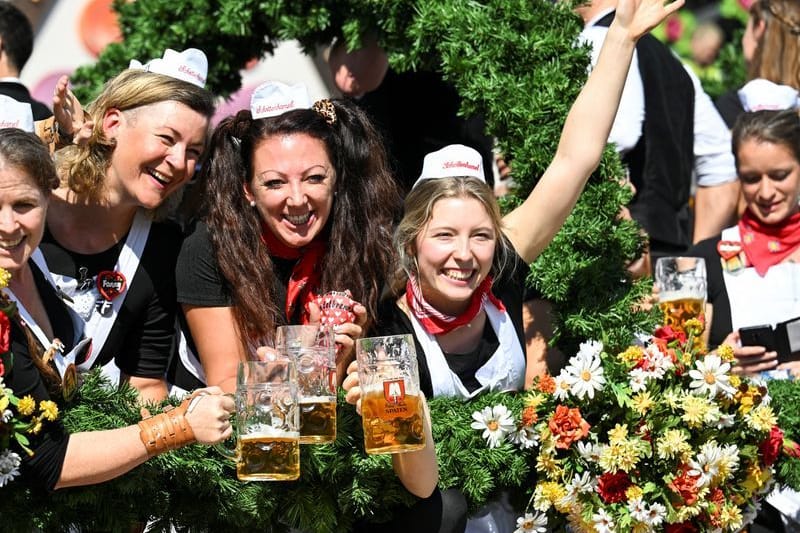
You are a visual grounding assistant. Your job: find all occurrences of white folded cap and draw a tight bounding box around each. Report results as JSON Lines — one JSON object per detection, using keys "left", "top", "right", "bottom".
{"left": 739, "top": 78, "right": 800, "bottom": 112}
{"left": 250, "top": 81, "right": 312, "bottom": 119}
{"left": 129, "top": 48, "right": 208, "bottom": 88}
{"left": 413, "top": 144, "right": 485, "bottom": 189}
{"left": 0, "top": 95, "right": 34, "bottom": 133}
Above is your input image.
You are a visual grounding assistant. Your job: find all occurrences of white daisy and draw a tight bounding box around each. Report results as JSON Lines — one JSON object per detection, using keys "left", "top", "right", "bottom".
{"left": 553, "top": 372, "right": 571, "bottom": 401}
{"left": 470, "top": 405, "right": 516, "bottom": 448}
{"left": 592, "top": 507, "right": 615, "bottom": 533}
{"left": 567, "top": 471, "right": 596, "bottom": 495}
{"left": 576, "top": 441, "right": 603, "bottom": 463}
{"left": 629, "top": 368, "right": 648, "bottom": 392}
{"left": 646, "top": 502, "right": 667, "bottom": 526}
{"left": 510, "top": 426, "right": 539, "bottom": 450}
{"left": 716, "top": 413, "right": 736, "bottom": 429}
{"left": 577, "top": 340, "right": 604, "bottom": 360}
{"left": 688, "top": 441, "right": 722, "bottom": 487}
{"left": 514, "top": 511, "right": 548, "bottom": 533}
{"left": 564, "top": 354, "right": 605, "bottom": 400}
{"left": 688, "top": 355, "right": 734, "bottom": 398}
{"left": 0, "top": 449, "right": 21, "bottom": 487}
{"left": 627, "top": 498, "right": 648, "bottom": 522}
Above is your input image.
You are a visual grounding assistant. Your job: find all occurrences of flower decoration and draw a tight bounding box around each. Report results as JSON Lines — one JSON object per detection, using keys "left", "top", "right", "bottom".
{"left": 470, "top": 321, "right": 800, "bottom": 532}
{"left": 0, "top": 267, "right": 59, "bottom": 488}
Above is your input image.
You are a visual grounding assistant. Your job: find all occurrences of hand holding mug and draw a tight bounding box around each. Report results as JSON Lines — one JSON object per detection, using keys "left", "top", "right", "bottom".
{"left": 184, "top": 386, "right": 235, "bottom": 445}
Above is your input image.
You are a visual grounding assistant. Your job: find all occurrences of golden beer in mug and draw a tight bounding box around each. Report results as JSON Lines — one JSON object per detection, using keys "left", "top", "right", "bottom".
{"left": 361, "top": 389, "right": 425, "bottom": 454}
{"left": 277, "top": 325, "right": 338, "bottom": 445}
{"left": 357, "top": 334, "right": 426, "bottom": 455}
{"left": 236, "top": 432, "right": 301, "bottom": 481}
{"left": 298, "top": 396, "right": 337, "bottom": 444}
{"left": 216, "top": 360, "right": 301, "bottom": 481}
{"left": 655, "top": 257, "right": 707, "bottom": 335}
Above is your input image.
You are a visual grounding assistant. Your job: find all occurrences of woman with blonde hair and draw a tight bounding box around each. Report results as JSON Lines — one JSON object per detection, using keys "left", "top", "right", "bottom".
{"left": 39, "top": 48, "right": 215, "bottom": 402}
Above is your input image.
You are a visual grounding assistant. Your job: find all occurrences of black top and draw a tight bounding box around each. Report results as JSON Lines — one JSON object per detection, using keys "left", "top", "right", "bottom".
{"left": 356, "top": 68, "right": 495, "bottom": 193}
{"left": 2, "top": 262, "right": 78, "bottom": 490}
{"left": 595, "top": 12, "right": 696, "bottom": 251}
{"left": 0, "top": 81, "right": 52, "bottom": 120}
{"left": 375, "top": 250, "right": 528, "bottom": 398}
{"left": 38, "top": 221, "right": 183, "bottom": 378}
{"left": 170, "top": 222, "right": 300, "bottom": 390}
{"left": 687, "top": 235, "right": 732, "bottom": 347}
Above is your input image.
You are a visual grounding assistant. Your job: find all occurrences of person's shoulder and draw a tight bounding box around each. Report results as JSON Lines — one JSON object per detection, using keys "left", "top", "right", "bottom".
{"left": 687, "top": 234, "right": 723, "bottom": 259}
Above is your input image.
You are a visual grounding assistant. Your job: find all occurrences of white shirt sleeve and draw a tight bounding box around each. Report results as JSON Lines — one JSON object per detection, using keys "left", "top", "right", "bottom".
{"left": 684, "top": 64, "right": 737, "bottom": 187}
{"left": 578, "top": 25, "right": 644, "bottom": 155}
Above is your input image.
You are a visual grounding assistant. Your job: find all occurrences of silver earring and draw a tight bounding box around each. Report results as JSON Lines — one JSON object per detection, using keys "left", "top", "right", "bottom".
{"left": 249, "top": 200, "right": 256, "bottom": 207}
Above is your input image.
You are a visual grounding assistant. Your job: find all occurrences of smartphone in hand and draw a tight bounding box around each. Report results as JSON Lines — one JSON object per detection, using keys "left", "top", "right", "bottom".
{"left": 739, "top": 324, "right": 778, "bottom": 352}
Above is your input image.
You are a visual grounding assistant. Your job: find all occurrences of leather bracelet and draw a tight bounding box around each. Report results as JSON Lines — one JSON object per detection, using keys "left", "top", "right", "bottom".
{"left": 137, "top": 398, "right": 196, "bottom": 457}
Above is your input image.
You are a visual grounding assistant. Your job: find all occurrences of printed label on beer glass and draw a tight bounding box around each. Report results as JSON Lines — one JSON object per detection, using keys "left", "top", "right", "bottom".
{"left": 383, "top": 379, "right": 406, "bottom": 404}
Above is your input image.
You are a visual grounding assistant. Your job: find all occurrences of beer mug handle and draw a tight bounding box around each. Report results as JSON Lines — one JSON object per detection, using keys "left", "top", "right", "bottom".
{"left": 213, "top": 394, "right": 238, "bottom": 461}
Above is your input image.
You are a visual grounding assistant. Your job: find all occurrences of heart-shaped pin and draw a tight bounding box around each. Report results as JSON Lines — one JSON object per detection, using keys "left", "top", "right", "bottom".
{"left": 717, "top": 240, "right": 743, "bottom": 261}
{"left": 96, "top": 270, "right": 127, "bottom": 301}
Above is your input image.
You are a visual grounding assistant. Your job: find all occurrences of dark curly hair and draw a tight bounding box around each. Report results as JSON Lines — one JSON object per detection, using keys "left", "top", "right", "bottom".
{"left": 198, "top": 98, "right": 401, "bottom": 344}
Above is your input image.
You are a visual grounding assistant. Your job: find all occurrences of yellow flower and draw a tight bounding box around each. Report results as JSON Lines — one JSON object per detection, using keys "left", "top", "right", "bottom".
{"left": 17, "top": 395, "right": 36, "bottom": 416}
{"left": 681, "top": 351, "right": 693, "bottom": 365}
{"left": 0, "top": 394, "right": 8, "bottom": 412}
{"left": 626, "top": 485, "right": 643, "bottom": 501}
{"left": 524, "top": 392, "right": 547, "bottom": 410}
{"left": 0, "top": 268, "right": 11, "bottom": 289}
{"left": 656, "top": 429, "right": 691, "bottom": 460}
{"left": 728, "top": 374, "right": 741, "bottom": 388}
{"left": 685, "top": 317, "right": 704, "bottom": 336}
{"left": 632, "top": 524, "right": 650, "bottom": 533}
{"left": 717, "top": 344, "right": 736, "bottom": 363}
{"left": 27, "top": 418, "right": 42, "bottom": 435}
{"left": 608, "top": 423, "right": 628, "bottom": 444}
{"left": 533, "top": 482, "right": 565, "bottom": 512}
{"left": 663, "top": 389, "right": 682, "bottom": 410}
{"left": 599, "top": 438, "right": 643, "bottom": 473}
{"left": 719, "top": 504, "right": 743, "bottom": 531}
{"left": 39, "top": 400, "right": 58, "bottom": 421}
{"left": 536, "top": 451, "right": 562, "bottom": 477}
{"left": 746, "top": 404, "right": 778, "bottom": 433}
{"left": 618, "top": 346, "right": 644, "bottom": 365}
{"left": 631, "top": 391, "right": 655, "bottom": 415}
{"left": 681, "top": 395, "right": 712, "bottom": 428}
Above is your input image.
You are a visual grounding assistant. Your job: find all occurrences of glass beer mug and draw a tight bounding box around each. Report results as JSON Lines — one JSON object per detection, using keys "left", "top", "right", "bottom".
{"left": 356, "top": 334, "right": 425, "bottom": 454}
{"left": 216, "top": 360, "right": 300, "bottom": 481}
{"left": 655, "top": 256, "right": 707, "bottom": 334}
{"left": 276, "top": 325, "right": 337, "bottom": 444}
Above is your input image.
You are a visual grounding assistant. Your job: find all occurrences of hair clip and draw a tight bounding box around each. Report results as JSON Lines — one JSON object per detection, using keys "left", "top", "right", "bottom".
{"left": 312, "top": 99, "right": 337, "bottom": 126}
{"left": 231, "top": 136, "right": 242, "bottom": 147}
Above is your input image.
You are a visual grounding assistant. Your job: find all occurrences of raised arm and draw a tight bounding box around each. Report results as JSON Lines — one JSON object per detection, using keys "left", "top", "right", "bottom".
{"left": 503, "top": 0, "right": 684, "bottom": 264}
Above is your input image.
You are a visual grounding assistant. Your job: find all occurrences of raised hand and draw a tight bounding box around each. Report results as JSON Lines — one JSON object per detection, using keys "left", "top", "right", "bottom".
{"left": 53, "top": 75, "right": 89, "bottom": 143}
{"left": 614, "top": 0, "right": 685, "bottom": 41}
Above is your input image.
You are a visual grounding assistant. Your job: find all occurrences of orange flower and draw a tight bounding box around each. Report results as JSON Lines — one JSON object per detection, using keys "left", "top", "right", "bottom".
{"left": 668, "top": 465, "right": 701, "bottom": 507}
{"left": 521, "top": 406, "right": 538, "bottom": 427}
{"left": 548, "top": 405, "right": 590, "bottom": 449}
{"left": 537, "top": 374, "right": 556, "bottom": 394}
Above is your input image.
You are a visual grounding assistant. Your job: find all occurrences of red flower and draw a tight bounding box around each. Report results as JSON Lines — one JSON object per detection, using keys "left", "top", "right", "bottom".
{"left": 0, "top": 356, "right": 4, "bottom": 377}
{"left": 760, "top": 426, "right": 784, "bottom": 465}
{"left": 597, "top": 471, "right": 632, "bottom": 503}
{"left": 668, "top": 465, "right": 701, "bottom": 506}
{"left": 654, "top": 325, "right": 687, "bottom": 345}
{"left": 0, "top": 311, "right": 9, "bottom": 354}
{"left": 666, "top": 522, "right": 699, "bottom": 533}
{"left": 548, "top": 405, "right": 590, "bottom": 449}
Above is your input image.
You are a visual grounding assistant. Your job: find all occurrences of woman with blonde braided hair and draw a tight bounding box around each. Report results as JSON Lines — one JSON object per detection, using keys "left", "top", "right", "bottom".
{"left": 170, "top": 81, "right": 400, "bottom": 394}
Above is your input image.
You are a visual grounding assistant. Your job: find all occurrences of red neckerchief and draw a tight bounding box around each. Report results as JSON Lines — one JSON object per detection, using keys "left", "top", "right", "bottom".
{"left": 261, "top": 223, "right": 326, "bottom": 323}
{"left": 738, "top": 209, "right": 800, "bottom": 276}
{"left": 405, "top": 273, "right": 506, "bottom": 335}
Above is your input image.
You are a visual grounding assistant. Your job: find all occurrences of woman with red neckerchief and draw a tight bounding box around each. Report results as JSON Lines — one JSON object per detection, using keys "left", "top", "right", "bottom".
{"left": 689, "top": 109, "right": 800, "bottom": 380}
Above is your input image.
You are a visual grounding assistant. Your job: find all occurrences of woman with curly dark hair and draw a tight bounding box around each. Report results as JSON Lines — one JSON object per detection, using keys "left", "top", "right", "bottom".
{"left": 171, "top": 82, "right": 401, "bottom": 393}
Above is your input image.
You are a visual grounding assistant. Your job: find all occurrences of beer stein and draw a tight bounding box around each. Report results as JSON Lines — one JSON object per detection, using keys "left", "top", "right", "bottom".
{"left": 276, "top": 325, "right": 337, "bottom": 444}
{"left": 356, "top": 334, "right": 426, "bottom": 455}
{"left": 216, "top": 360, "right": 300, "bottom": 481}
{"left": 655, "top": 256, "right": 707, "bottom": 334}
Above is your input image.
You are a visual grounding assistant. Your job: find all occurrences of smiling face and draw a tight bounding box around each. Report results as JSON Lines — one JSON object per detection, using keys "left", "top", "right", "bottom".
{"left": 103, "top": 100, "right": 208, "bottom": 209}
{"left": 0, "top": 161, "right": 47, "bottom": 275}
{"left": 413, "top": 196, "right": 496, "bottom": 315}
{"left": 738, "top": 138, "right": 800, "bottom": 225}
{"left": 245, "top": 133, "right": 336, "bottom": 248}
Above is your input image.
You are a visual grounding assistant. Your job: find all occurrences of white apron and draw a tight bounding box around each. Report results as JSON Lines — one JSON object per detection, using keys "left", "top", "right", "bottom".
{"left": 720, "top": 226, "right": 800, "bottom": 523}
{"left": 33, "top": 209, "right": 152, "bottom": 386}
{"left": 407, "top": 300, "right": 526, "bottom": 400}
